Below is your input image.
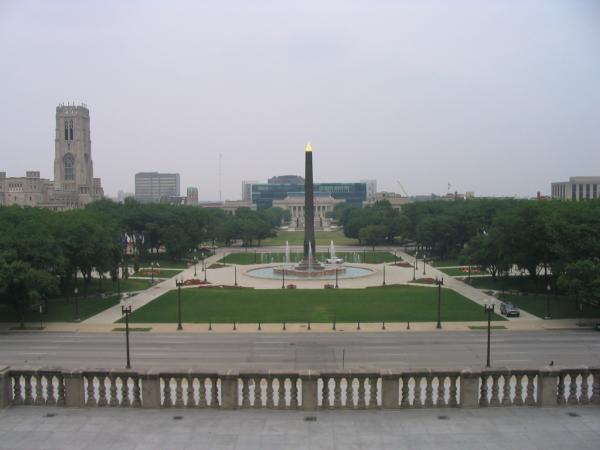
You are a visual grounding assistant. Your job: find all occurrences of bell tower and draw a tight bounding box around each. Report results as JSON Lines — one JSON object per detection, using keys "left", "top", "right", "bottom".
{"left": 54, "top": 103, "right": 95, "bottom": 203}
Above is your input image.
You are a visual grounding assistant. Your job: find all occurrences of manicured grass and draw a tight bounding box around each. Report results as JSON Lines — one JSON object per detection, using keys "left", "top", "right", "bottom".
{"left": 132, "top": 269, "right": 184, "bottom": 278}
{"left": 431, "top": 259, "right": 463, "bottom": 268}
{"left": 439, "top": 267, "right": 488, "bottom": 277}
{"left": 500, "top": 294, "right": 600, "bottom": 319}
{"left": 468, "top": 276, "right": 551, "bottom": 294}
{"left": 0, "top": 296, "right": 120, "bottom": 323}
{"left": 220, "top": 251, "right": 397, "bottom": 265}
{"left": 69, "top": 278, "right": 152, "bottom": 295}
{"left": 124, "top": 287, "right": 505, "bottom": 323}
{"left": 260, "top": 230, "right": 359, "bottom": 246}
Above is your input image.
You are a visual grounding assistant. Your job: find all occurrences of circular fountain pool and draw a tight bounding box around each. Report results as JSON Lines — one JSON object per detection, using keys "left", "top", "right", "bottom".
{"left": 246, "top": 265, "right": 375, "bottom": 280}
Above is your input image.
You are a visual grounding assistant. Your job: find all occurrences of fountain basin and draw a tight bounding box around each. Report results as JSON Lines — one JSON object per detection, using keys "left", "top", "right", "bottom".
{"left": 246, "top": 265, "right": 374, "bottom": 280}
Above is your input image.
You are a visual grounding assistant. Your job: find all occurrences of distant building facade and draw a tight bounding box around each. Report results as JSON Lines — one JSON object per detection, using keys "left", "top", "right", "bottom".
{"left": 0, "top": 103, "right": 103, "bottom": 210}
{"left": 134, "top": 172, "right": 180, "bottom": 203}
{"left": 363, "top": 191, "right": 410, "bottom": 210}
{"left": 198, "top": 200, "right": 256, "bottom": 215}
{"left": 268, "top": 175, "right": 304, "bottom": 185}
{"left": 186, "top": 187, "right": 199, "bottom": 205}
{"left": 551, "top": 176, "right": 600, "bottom": 201}
{"left": 273, "top": 192, "right": 343, "bottom": 228}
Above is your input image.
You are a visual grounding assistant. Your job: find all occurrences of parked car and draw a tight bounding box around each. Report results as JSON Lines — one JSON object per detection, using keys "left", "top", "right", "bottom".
{"left": 500, "top": 302, "right": 520, "bottom": 317}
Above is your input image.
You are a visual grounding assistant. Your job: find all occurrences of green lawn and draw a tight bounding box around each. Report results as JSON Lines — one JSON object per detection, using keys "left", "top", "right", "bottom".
{"left": 132, "top": 269, "right": 184, "bottom": 278}
{"left": 259, "top": 230, "right": 359, "bottom": 246}
{"left": 69, "top": 278, "right": 152, "bottom": 295}
{"left": 431, "top": 259, "right": 463, "bottom": 268}
{"left": 439, "top": 267, "right": 488, "bottom": 277}
{"left": 1, "top": 296, "right": 120, "bottom": 323}
{"left": 220, "top": 251, "right": 397, "bottom": 265}
{"left": 124, "top": 286, "right": 505, "bottom": 323}
{"left": 501, "top": 294, "right": 600, "bottom": 319}
{"left": 468, "top": 276, "right": 552, "bottom": 294}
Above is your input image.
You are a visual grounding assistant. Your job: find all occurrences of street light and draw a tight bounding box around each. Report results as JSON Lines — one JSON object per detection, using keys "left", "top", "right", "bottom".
{"left": 435, "top": 277, "right": 444, "bottom": 329}
{"left": 335, "top": 267, "right": 339, "bottom": 289}
{"left": 176, "top": 278, "right": 184, "bottom": 331}
{"left": 382, "top": 263, "right": 386, "bottom": 286}
{"left": 203, "top": 259, "right": 207, "bottom": 283}
{"left": 234, "top": 265, "right": 238, "bottom": 287}
{"left": 281, "top": 268, "right": 285, "bottom": 289}
{"left": 74, "top": 287, "right": 80, "bottom": 322}
{"left": 413, "top": 252, "right": 418, "bottom": 281}
{"left": 422, "top": 254, "right": 427, "bottom": 276}
{"left": 193, "top": 255, "right": 198, "bottom": 277}
{"left": 545, "top": 283, "right": 552, "bottom": 319}
{"left": 484, "top": 298, "right": 495, "bottom": 368}
{"left": 121, "top": 297, "right": 132, "bottom": 369}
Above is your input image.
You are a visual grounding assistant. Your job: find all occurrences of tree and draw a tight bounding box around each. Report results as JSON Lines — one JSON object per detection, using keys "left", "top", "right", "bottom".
{"left": 358, "top": 225, "right": 388, "bottom": 249}
{"left": 557, "top": 259, "right": 600, "bottom": 309}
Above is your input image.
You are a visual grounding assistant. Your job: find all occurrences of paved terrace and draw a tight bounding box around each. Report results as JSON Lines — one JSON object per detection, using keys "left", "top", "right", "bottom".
{"left": 0, "top": 406, "right": 599, "bottom": 450}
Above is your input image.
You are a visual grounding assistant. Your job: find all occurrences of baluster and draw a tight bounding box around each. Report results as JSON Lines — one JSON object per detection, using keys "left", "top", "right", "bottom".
{"left": 400, "top": 375, "right": 410, "bottom": 408}
{"left": 24, "top": 375, "right": 33, "bottom": 405}
{"left": 425, "top": 375, "right": 434, "bottom": 407}
{"left": 480, "top": 376, "right": 489, "bottom": 407}
{"left": 34, "top": 375, "right": 45, "bottom": 405}
{"left": 525, "top": 374, "right": 536, "bottom": 406}
{"left": 591, "top": 371, "right": 600, "bottom": 405}
{"left": 321, "top": 377, "right": 330, "bottom": 408}
{"left": 120, "top": 376, "right": 130, "bottom": 407}
{"left": 56, "top": 375, "right": 65, "bottom": 406}
{"left": 253, "top": 378, "right": 261, "bottom": 407}
{"left": 186, "top": 376, "right": 196, "bottom": 408}
{"left": 196, "top": 377, "right": 206, "bottom": 408}
{"left": 109, "top": 376, "right": 119, "bottom": 406}
{"left": 513, "top": 374, "right": 524, "bottom": 406}
{"left": 357, "top": 377, "right": 366, "bottom": 409}
{"left": 240, "top": 377, "right": 250, "bottom": 407}
{"left": 557, "top": 373, "right": 566, "bottom": 405}
{"left": 436, "top": 376, "right": 446, "bottom": 407}
{"left": 210, "top": 377, "right": 219, "bottom": 408}
{"left": 277, "top": 378, "right": 286, "bottom": 409}
{"left": 449, "top": 375, "right": 458, "bottom": 407}
{"left": 163, "top": 377, "right": 172, "bottom": 407}
{"left": 85, "top": 375, "right": 96, "bottom": 406}
{"left": 46, "top": 375, "right": 57, "bottom": 405}
{"left": 333, "top": 377, "right": 342, "bottom": 408}
{"left": 501, "top": 374, "right": 512, "bottom": 406}
{"left": 12, "top": 375, "right": 23, "bottom": 405}
{"left": 579, "top": 372, "right": 590, "bottom": 405}
{"left": 344, "top": 377, "right": 353, "bottom": 408}
{"left": 132, "top": 376, "right": 141, "bottom": 407}
{"left": 367, "top": 377, "right": 377, "bottom": 409}
{"left": 175, "top": 377, "right": 185, "bottom": 407}
{"left": 266, "top": 378, "right": 275, "bottom": 408}
{"left": 290, "top": 377, "right": 299, "bottom": 409}
{"left": 98, "top": 376, "right": 108, "bottom": 406}
{"left": 490, "top": 375, "right": 500, "bottom": 406}
{"left": 567, "top": 373, "right": 578, "bottom": 405}
{"left": 413, "top": 377, "right": 422, "bottom": 408}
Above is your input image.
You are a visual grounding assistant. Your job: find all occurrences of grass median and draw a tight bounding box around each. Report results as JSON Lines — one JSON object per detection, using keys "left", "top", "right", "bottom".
{"left": 123, "top": 286, "right": 505, "bottom": 324}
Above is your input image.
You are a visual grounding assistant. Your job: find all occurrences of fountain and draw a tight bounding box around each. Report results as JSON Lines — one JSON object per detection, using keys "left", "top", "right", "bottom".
{"left": 247, "top": 143, "right": 373, "bottom": 280}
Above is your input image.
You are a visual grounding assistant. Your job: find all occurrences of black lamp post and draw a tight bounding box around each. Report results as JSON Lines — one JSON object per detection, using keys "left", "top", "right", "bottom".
{"left": 435, "top": 277, "right": 444, "bottom": 329}
{"left": 193, "top": 255, "right": 198, "bottom": 277}
{"left": 382, "top": 263, "right": 386, "bottom": 286}
{"left": 422, "top": 253, "right": 426, "bottom": 276}
{"left": 203, "top": 259, "right": 207, "bottom": 283}
{"left": 545, "top": 283, "right": 552, "bottom": 319}
{"left": 234, "top": 265, "right": 238, "bottom": 287}
{"left": 484, "top": 299, "right": 495, "bottom": 368}
{"left": 121, "top": 298, "right": 132, "bottom": 369}
{"left": 468, "top": 264, "right": 471, "bottom": 282}
{"left": 335, "top": 268, "right": 339, "bottom": 289}
{"left": 74, "top": 287, "right": 80, "bottom": 322}
{"left": 413, "top": 252, "right": 418, "bottom": 281}
{"left": 281, "top": 268, "right": 285, "bottom": 289}
{"left": 176, "top": 279, "right": 184, "bottom": 330}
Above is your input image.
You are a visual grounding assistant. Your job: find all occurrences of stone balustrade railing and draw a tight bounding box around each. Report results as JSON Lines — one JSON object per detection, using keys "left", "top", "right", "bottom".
{"left": 1, "top": 366, "right": 598, "bottom": 410}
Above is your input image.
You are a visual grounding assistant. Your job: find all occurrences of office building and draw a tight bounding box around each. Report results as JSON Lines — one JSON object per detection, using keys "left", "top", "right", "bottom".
{"left": 134, "top": 172, "right": 180, "bottom": 203}
{"left": 551, "top": 176, "right": 600, "bottom": 201}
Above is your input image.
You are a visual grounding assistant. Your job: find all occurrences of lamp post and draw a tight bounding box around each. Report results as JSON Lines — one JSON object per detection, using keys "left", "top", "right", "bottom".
{"left": 413, "top": 252, "right": 418, "bottom": 281}
{"left": 435, "top": 277, "right": 444, "bottom": 329}
{"left": 203, "top": 259, "right": 207, "bottom": 283}
{"left": 484, "top": 299, "right": 495, "bottom": 368}
{"left": 468, "top": 264, "right": 471, "bottom": 282}
{"left": 150, "top": 261, "right": 159, "bottom": 284}
{"left": 74, "top": 287, "right": 80, "bottom": 322}
{"left": 335, "top": 268, "right": 339, "bottom": 289}
{"left": 281, "top": 268, "right": 285, "bottom": 289}
{"left": 121, "top": 298, "right": 132, "bottom": 369}
{"left": 176, "top": 279, "right": 184, "bottom": 331}
{"left": 193, "top": 255, "right": 198, "bottom": 277}
{"left": 394, "top": 251, "right": 397, "bottom": 265}
{"left": 382, "top": 263, "right": 386, "bottom": 286}
{"left": 545, "top": 283, "right": 552, "bottom": 319}
{"left": 422, "top": 254, "right": 426, "bottom": 276}
{"left": 234, "top": 266, "right": 238, "bottom": 287}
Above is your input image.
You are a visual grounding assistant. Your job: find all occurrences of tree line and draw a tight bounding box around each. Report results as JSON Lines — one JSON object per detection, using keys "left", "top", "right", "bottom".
{"left": 0, "top": 200, "right": 288, "bottom": 320}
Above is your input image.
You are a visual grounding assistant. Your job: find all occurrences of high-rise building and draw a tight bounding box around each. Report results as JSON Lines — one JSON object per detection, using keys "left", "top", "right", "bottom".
{"left": 551, "top": 176, "right": 600, "bottom": 201}
{"left": 135, "top": 172, "right": 180, "bottom": 203}
{"left": 0, "top": 103, "right": 103, "bottom": 210}
{"left": 186, "top": 187, "right": 199, "bottom": 205}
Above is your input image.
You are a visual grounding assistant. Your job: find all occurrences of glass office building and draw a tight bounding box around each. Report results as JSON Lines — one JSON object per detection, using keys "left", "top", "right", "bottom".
{"left": 251, "top": 182, "right": 368, "bottom": 209}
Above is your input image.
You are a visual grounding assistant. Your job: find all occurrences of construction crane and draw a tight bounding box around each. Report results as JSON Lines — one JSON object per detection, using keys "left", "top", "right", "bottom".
{"left": 396, "top": 181, "right": 409, "bottom": 198}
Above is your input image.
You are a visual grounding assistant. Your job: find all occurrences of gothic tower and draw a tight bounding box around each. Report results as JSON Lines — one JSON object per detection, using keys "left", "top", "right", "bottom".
{"left": 53, "top": 103, "right": 97, "bottom": 204}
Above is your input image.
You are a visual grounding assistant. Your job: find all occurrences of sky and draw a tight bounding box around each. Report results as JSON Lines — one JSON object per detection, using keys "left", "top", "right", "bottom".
{"left": 1, "top": 0, "right": 599, "bottom": 200}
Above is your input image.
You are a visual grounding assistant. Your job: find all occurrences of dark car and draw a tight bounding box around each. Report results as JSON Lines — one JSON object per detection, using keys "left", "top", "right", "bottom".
{"left": 500, "top": 302, "right": 520, "bottom": 317}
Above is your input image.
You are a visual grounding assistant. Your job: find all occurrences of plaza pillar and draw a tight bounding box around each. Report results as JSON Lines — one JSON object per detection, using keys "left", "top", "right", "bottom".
{"left": 381, "top": 369, "right": 400, "bottom": 409}
{"left": 459, "top": 368, "right": 481, "bottom": 408}
{"left": 220, "top": 370, "right": 239, "bottom": 409}
{"left": 538, "top": 366, "right": 560, "bottom": 407}
{"left": 300, "top": 370, "right": 319, "bottom": 410}
{"left": 64, "top": 370, "right": 85, "bottom": 407}
{"left": 141, "top": 369, "right": 162, "bottom": 409}
{"left": 0, "top": 366, "right": 9, "bottom": 408}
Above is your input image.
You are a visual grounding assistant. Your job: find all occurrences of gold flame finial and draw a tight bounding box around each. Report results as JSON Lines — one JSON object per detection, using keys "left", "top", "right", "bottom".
{"left": 305, "top": 142, "right": 312, "bottom": 152}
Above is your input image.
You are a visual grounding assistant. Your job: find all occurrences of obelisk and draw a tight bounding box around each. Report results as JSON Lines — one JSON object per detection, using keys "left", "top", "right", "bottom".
{"left": 303, "top": 142, "right": 316, "bottom": 264}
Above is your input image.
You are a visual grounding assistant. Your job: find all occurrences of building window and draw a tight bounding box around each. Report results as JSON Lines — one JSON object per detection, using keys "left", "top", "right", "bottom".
{"left": 579, "top": 184, "right": 584, "bottom": 201}
{"left": 572, "top": 184, "right": 576, "bottom": 200}
{"left": 594, "top": 184, "right": 598, "bottom": 199}
{"left": 586, "top": 184, "right": 590, "bottom": 199}
{"left": 64, "top": 121, "right": 69, "bottom": 140}
{"left": 64, "top": 153, "right": 75, "bottom": 181}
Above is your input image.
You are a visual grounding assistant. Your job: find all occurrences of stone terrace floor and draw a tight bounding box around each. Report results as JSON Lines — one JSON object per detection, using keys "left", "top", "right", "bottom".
{"left": 0, "top": 406, "right": 599, "bottom": 450}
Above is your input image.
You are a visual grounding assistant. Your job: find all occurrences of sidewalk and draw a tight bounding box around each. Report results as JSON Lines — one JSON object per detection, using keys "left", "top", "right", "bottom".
{"left": 1, "top": 405, "right": 598, "bottom": 450}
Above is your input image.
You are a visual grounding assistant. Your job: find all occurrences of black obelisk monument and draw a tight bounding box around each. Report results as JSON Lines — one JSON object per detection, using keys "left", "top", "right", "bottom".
{"left": 302, "top": 142, "right": 316, "bottom": 266}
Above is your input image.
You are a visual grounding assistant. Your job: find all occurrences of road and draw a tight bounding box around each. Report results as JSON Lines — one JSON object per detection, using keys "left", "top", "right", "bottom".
{"left": 1, "top": 329, "right": 599, "bottom": 370}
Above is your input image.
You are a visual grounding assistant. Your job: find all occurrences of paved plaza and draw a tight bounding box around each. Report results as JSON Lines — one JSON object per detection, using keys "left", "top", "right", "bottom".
{"left": 0, "top": 405, "right": 599, "bottom": 449}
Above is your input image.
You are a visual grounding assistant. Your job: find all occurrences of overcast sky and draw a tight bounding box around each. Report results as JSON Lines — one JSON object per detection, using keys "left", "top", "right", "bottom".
{"left": 1, "top": 0, "right": 599, "bottom": 200}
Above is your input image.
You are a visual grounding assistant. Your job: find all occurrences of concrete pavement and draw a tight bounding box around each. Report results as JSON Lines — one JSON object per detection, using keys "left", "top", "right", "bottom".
{"left": 1, "top": 405, "right": 599, "bottom": 450}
